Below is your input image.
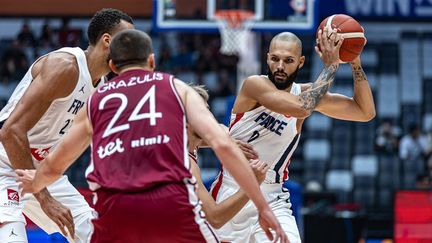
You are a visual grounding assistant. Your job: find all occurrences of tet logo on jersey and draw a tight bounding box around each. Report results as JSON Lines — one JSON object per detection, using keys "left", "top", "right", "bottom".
{"left": 7, "top": 189, "right": 19, "bottom": 203}
{"left": 30, "top": 147, "right": 51, "bottom": 161}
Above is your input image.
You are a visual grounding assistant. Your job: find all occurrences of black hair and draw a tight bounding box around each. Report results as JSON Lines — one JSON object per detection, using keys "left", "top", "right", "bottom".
{"left": 110, "top": 29, "right": 153, "bottom": 69}
{"left": 87, "top": 8, "right": 133, "bottom": 45}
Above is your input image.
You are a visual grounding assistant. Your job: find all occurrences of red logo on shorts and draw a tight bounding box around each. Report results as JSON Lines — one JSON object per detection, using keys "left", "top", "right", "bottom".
{"left": 7, "top": 189, "right": 19, "bottom": 202}
{"left": 30, "top": 147, "right": 51, "bottom": 161}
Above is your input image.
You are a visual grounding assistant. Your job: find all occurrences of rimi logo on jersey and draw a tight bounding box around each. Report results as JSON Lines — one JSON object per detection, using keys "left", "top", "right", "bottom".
{"left": 254, "top": 112, "right": 288, "bottom": 136}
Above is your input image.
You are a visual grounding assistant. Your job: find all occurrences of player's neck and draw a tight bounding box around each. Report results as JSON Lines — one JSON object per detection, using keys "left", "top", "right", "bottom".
{"left": 284, "top": 84, "right": 293, "bottom": 92}
{"left": 84, "top": 47, "right": 109, "bottom": 86}
{"left": 119, "top": 66, "right": 153, "bottom": 73}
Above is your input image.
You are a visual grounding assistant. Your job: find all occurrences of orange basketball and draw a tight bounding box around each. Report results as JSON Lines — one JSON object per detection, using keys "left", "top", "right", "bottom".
{"left": 317, "top": 14, "right": 366, "bottom": 63}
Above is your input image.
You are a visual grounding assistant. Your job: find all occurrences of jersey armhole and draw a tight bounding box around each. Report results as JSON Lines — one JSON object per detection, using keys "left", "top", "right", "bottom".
{"left": 86, "top": 94, "right": 94, "bottom": 129}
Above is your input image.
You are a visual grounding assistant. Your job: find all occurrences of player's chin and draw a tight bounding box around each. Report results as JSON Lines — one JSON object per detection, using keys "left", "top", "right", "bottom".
{"left": 275, "top": 78, "right": 286, "bottom": 83}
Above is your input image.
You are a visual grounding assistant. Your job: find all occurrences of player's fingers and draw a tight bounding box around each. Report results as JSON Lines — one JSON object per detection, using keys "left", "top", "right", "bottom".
{"left": 265, "top": 227, "right": 274, "bottom": 241}
{"left": 237, "top": 140, "right": 253, "bottom": 149}
{"left": 17, "top": 182, "right": 25, "bottom": 196}
{"left": 316, "top": 29, "right": 322, "bottom": 42}
{"left": 334, "top": 32, "right": 342, "bottom": 43}
{"left": 258, "top": 161, "right": 268, "bottom": 171}
{"left": 250, "top": 149, "right": 259, "bottom": 159}
{"left": 55, "top": 218, "right": 68, "bottom": 237}
{"left": 314, "top": 46, "right": 322, "bottom": 58}
{"left": 274, "top": 228, "right": 288, "bottom": 243}
{"left": 336, "top": 37, "right": 345, "bottom": 48}
{"left": 321, "top": 27, "right": 331, "bottom": 49}
{"left": 273, "top": 231, "right": 280, "bottom": 243}
{"left": 60, "top": 211, "right": 75, "bottom": 239}
{"left": 15, "top": 169, "right": 24, "bottom": 176}
{"left": 245, "top": 151, "right": 258, "bottom": 160}
{"left": 328, "top": 28, "right": 337, "bottom": 42}
{"left": 66, "top": 210, "right": 75, "bottom": 238}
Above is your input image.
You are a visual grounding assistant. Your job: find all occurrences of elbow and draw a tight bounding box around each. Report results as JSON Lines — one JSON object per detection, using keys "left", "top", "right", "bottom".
{"left": 212, "top": 221, "right": 224, "bottom": 229}
{"left": 207, "top": 216, "right": 224, "bottom": 229}
{"left": 0, "top": 124, "right": 19, "bottom": 143}
{"left": 211, "top": 138, "right": 231, "bottom": 155}
{"left": 299, "top": 108, "right": 312, "bottom": 119}
{"left": 293, "top": 106, "right": 312, "bottom": 119}
{"left": 361, "top": 109, "right": 376, "bottom": 122}
{"left": 366, "top": 110, "right": 376, "bottom": 121}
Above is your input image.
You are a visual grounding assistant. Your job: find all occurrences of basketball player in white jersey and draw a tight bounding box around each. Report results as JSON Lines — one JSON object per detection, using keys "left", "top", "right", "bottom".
{"left": 0, "top": 9, "right": 133, "bottom": 242}
{"left": 211, "top": 27, "right": 375, "bottom": 242}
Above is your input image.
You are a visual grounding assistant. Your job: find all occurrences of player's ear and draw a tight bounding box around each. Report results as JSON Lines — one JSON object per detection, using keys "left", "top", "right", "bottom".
{"left": 266, "top": 53, "right": 270, "bottom": 65}
{"left": 108, "top": 60, "right": 120, "bottom": 74}
{"left": 299, "top": 55, "right": 305, "bottom": 69}
{"left": 148, "top": 53, "right": 155, "bottom": 70}
{"left": 101, "top": 33, "right": 111, "bottom": 49}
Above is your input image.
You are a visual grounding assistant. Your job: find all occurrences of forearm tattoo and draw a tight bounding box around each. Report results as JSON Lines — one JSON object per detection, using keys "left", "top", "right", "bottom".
{"left": 352, "top": 64, "right": 367, "bottom": 82}
{"left": 299, "top": 64, "right": 338, "bottom": 111}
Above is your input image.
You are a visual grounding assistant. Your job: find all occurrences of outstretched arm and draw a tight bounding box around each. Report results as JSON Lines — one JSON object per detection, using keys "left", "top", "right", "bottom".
{"left": 192, "top": 159, "right": 268, "bottom": 229}
{"left": 313, "top": 56, "right": 376, "bottom": 121}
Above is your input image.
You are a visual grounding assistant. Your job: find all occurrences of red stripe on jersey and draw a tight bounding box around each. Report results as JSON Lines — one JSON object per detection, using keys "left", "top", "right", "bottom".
{"left": 282, "top": 160, "right": 291, "bottom": 181}
{"left": 211, "top": 166, "right": 224, "bottom": 200}
{"left": 188, "top": 152, "right": 197, "bottom": 164}
{"left": 229, "top": 113, "right": 244, "bottom": 131}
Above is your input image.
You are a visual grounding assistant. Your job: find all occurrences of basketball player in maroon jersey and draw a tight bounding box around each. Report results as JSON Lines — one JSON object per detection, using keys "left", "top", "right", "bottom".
{"left": 0, "top": 9, "right": 133, "bottom": 242}
{"left": 16, "top": 29, "right": 288, "bottom": 242}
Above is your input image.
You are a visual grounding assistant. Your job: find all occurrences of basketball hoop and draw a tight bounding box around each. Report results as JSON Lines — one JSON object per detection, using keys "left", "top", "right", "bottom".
{"left": 214, "top": 10, "right": 255, "bottom": 55}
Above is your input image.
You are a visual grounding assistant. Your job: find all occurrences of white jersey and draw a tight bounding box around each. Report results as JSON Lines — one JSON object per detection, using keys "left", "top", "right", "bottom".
{"left": 223, "top": 81, "right": 301, "bottom": 185}
{"left": 0, "top": 47, "right": 99, "bottom": 164}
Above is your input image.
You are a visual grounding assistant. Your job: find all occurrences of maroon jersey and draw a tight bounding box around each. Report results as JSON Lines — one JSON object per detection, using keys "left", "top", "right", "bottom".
{"left": 86, "top": 69, "right": 190, "bottom": 192}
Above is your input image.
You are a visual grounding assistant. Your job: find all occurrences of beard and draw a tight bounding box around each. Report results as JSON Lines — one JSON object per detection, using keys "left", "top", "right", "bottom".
{"left": 267, "top": 65, "right": 300, "bottom": 90}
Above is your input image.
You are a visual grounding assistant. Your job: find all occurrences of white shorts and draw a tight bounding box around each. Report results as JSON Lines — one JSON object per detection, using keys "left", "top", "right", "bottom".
{"left": 0, "top": 146, "right": 96, "bottom": 242}
{"left": 212, "top": 177, "right": 301, "bottom": 243}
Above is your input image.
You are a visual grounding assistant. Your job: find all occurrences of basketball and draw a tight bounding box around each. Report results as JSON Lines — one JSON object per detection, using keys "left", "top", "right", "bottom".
{"left": 317, "top": 14, "right": 366, "bottom": 63}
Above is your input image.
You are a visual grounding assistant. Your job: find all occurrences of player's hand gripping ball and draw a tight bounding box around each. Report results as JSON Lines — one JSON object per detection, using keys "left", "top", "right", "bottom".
{"left": 317, "top": 14, "right": 366, "bottom": 63}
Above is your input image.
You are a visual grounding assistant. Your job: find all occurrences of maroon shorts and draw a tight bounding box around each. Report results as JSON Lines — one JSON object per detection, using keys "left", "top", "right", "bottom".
{"left": 90, "top": 182, "right": 219, "bottom": 243}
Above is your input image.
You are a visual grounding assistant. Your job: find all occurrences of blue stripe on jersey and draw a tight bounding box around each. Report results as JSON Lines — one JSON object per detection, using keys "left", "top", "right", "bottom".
{"left": 273, "top": 134, "right": 300, "bottom": 183}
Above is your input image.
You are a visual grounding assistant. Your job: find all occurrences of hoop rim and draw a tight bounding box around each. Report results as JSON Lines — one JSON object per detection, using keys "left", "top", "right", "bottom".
{"left": 214, "top": 9, "right": 255, "bottom": 21}
{"left": 214, "top": 9, "right": 255, "bottom": 29}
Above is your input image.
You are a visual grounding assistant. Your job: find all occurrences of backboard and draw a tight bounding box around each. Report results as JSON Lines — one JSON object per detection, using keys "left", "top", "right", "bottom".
{"left": 153, "top": 0, "right": 317, "bottom": 32}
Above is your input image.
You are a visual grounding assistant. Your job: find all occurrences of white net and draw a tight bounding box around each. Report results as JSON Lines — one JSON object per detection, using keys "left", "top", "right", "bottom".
{"left": 214, "top": 10, "right": 254, "bottom": 55}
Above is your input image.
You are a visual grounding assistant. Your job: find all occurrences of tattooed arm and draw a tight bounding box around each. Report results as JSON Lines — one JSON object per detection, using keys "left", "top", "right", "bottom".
{"left": 232, "top": 27, "right": 342, "bottom": 118}
{"left": 312, "top": 56, "right": 376, "bottom": 121}
{"left": 298, "top": 63, "right": 338, "bottom": 112}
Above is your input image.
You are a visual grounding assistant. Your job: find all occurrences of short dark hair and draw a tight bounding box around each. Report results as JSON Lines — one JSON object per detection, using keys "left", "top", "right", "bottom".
{"left": 88, "top": 8, "right": 133, "bottom": 45}
{"left": 110, "top": 29, "right": 153, "bottom": 69}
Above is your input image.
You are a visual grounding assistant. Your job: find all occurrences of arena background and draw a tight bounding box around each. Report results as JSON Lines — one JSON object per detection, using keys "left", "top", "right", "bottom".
{"left": 0, "top": 0, "right": 431, "bottom": 242}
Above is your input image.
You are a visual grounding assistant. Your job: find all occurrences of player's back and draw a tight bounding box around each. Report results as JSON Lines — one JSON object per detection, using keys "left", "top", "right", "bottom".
{"left": 86, "top": 69, "right": 190, "bottom": 192}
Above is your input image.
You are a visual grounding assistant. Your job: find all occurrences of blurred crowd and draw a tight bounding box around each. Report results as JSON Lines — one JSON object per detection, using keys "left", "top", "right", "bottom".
{"left": 375, "top": 120, "right": 432, "bottom": 189}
